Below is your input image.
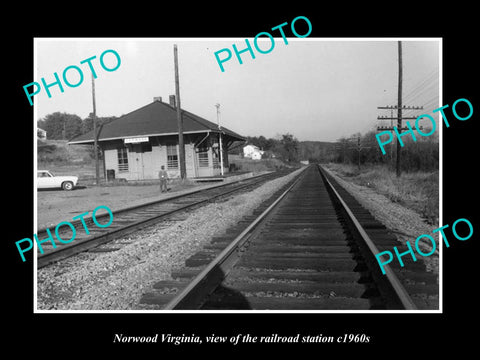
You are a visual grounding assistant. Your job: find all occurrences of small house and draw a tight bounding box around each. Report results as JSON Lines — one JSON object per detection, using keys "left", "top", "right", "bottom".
{"left": 243, "top": 144, "right": 264, "bottom": 160}
{"left": 37, "top": 128, "right": 47, "bottom": 140}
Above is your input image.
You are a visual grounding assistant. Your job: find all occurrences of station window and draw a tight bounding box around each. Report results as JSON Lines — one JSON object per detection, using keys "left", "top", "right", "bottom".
{"left": 117, "top": 147, "right": 129, "bottom": 172}
{"left": 167, "top": 144, "right": 178, "bottom": 169}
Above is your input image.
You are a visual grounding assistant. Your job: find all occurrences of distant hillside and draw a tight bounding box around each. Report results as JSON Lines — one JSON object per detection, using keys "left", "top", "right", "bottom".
{"left": 298, "top": 141, "right": 336, "bottom": 162}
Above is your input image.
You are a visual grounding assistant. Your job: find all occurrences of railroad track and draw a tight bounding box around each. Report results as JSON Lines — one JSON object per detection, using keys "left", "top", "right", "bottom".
{"left": 141, "top": 164, "right": 438, "bottom": 310}
{"left": 36, "top": 169, "right": 296, "bottom": 269}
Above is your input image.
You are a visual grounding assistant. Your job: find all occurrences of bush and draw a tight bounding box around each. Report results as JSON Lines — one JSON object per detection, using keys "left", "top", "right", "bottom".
{"left": 38, "top": 144, "right": 70, "bottom": 164}
{"left": 230, "top": 158, "right": 285, "bottom": 173}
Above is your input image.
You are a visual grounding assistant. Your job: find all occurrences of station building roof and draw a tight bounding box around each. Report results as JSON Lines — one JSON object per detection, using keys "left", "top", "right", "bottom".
{"left": 68, "top": 100, "right": 245, "bottom": 145}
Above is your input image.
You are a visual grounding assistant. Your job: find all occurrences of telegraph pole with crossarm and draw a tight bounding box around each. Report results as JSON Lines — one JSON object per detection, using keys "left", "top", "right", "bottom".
{"left": 376, "top": 41, "right": 423, "bottom": 178}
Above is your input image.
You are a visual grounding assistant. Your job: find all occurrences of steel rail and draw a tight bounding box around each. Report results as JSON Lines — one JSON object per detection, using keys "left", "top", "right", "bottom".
{"left": 163, "top": 166, "right": 310, "bottom": 310}
{"left": 318, "top": 165, "right": 418, "bottom": 310}
{"left": 36, "top": 170, "right": 281, "bottom": 235}
{"left": 37, "top": 170, "right": 294, "bottom": 268}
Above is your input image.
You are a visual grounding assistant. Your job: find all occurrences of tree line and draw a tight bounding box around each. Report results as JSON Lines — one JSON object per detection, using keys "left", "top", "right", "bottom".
{"left": 240, "top": 135, "right": 338, "bottom": 164}
{"left": 334, "top": 130, "right": 439, "bottom": 172}
{"left": 38, "top": 112, "right": 438, "bottom": 172}
{"left": 241, "top": 130, "right": 438, "bottom": 172}
{"left": 235, "top": 134, "right": 301, "bottom": 163}
{"left": 37, "top": 112, "right": 117, "bottom": 141}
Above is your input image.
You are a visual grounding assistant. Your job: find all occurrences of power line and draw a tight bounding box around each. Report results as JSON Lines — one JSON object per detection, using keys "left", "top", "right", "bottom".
{"left": 402, "top": 70, "right": 439, "bottom": 104}
{"left": 403, "top": 81, "right": 437, "bottom": 102}
{"left": 403, "top": 68, "right": 439, "bottom": 96}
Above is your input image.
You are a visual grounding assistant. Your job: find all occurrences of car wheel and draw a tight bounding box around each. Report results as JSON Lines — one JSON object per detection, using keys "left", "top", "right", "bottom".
{"left": 62, "top": 181, "right": 74, "bottom": 191}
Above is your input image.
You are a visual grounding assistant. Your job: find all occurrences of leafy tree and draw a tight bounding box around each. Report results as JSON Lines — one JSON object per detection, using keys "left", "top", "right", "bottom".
{"left": 245, "top": 135, "right": 275, "bottom": 151}
{"left": 82, "top": 115, "right": 117, "bottom": 135}
{"left": 274, "top": 133, "right": 299, "bottom": 162}
{"left": 298, "top": 141, "right": 337, "bottom": 163}
{"left": 37, "top": 112, "right": 83, "bottom": 140}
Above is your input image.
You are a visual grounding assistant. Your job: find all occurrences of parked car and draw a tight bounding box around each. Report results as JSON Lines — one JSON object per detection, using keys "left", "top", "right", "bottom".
{"left": 37, "top": 170, "right": 78, "bottom": 191}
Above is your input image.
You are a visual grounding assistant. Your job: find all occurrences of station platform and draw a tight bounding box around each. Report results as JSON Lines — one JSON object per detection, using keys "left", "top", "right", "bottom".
{"left": 193, "top": 171, "right": 253, "bottom": 182}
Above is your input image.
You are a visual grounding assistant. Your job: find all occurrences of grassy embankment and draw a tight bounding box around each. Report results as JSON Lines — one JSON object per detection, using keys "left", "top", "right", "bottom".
{"left": 229, "top": 156, "right": 293, "bottom": 173}
{"left": 324, "top": 162, "right": 439, "bottom": 225}
{"left": 37, "top": 139, "right": 100, "bottom": 179}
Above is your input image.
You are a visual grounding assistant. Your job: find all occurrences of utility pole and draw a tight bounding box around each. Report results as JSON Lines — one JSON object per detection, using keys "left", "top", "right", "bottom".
{"left": 396, "top": 41, "right": 402, "bottom": 177}
{"left": 357, "top": 136, "right": 361, "bottom": 171}
{"left": 215, "top": 103, "right": 224, "bottom": 176}
{"left": 91, "top": 73, "right": 100, "bottom": 185}
{"left": 390, "top": 108, "right": 394, "bottom": 162}
{"left": 174, "top": 44, "right": 186, "bottom": 180}
{"left": 376, "top": 41, "right": 423, "bottom": 178}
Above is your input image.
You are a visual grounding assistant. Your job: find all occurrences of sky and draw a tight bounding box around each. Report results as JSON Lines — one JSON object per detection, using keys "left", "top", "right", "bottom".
{"left": 34, "top": 38, "right": 440, "bottom": 142}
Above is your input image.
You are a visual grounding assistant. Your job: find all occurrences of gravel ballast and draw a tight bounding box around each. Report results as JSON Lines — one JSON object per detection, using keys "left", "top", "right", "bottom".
{"left": 322, "top": 166, "right": 439, "bottom": 275}
{"left": 36, "top": 168, "right": 304, "bottom": 311}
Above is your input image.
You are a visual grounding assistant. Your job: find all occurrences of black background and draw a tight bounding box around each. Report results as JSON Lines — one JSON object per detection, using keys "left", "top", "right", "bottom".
{"left": 5, "top": 4, "right": 478, "bottom": 355}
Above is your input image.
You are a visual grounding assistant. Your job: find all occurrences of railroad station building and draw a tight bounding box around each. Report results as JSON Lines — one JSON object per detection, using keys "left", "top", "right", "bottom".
{"left": 68, "top": 97, "right": 245, "bottom": 181}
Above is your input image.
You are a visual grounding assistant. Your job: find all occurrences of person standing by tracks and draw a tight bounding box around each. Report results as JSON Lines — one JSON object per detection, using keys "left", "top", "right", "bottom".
{"left": 159, "top": 165, "right": 169, "bottom": 193}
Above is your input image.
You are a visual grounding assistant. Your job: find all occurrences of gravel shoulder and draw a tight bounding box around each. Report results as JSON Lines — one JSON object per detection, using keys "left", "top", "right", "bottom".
{"left": 36, "top": 173, "right": 261, "bottom": 230}
{"left": 36, "top": 168, "right": 304, "bottom": 311}
{"left": 322, "top": 166, "right": 439, "bottom": 275}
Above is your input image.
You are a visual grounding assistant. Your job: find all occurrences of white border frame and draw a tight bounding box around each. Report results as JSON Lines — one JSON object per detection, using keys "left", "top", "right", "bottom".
{"left": 33, "top": 37, "right": 442, "bottom": 314}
